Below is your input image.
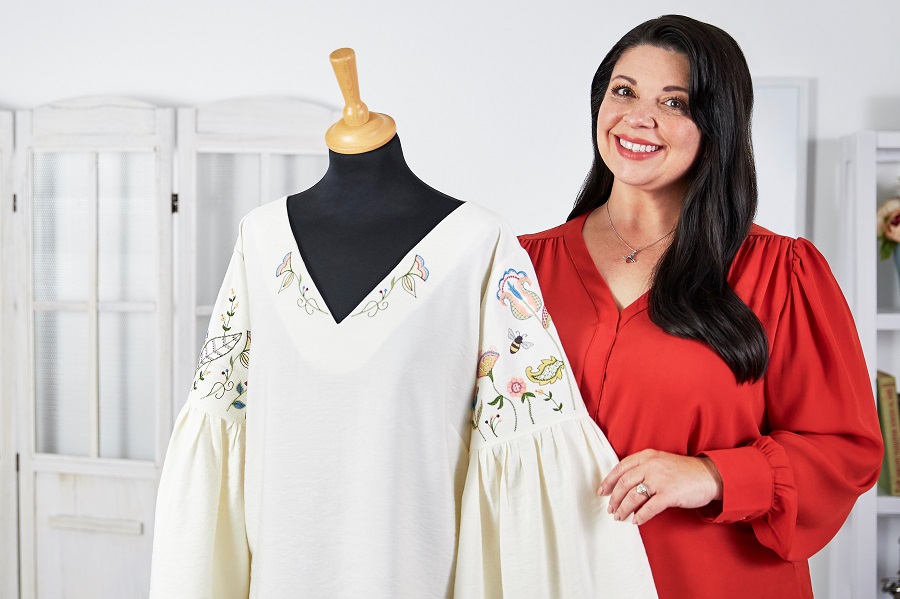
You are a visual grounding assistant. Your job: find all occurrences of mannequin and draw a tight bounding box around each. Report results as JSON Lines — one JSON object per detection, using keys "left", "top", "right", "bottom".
{"left": 287, "top": 48, "right": 461, "bottom": 322}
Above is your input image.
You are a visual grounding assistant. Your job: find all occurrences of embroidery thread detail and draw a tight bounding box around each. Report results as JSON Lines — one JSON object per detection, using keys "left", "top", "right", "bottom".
{"left": 193, "top": 289, "right": 250, "bottom": 412}
{"left": 352, "top": 254, "right": 431, "bottom": 318}
{"left": 276, "top": 252, "right": 328, "bottom": 315}
{"left": 526, "top": 356, "right": 566, "bottom": 386}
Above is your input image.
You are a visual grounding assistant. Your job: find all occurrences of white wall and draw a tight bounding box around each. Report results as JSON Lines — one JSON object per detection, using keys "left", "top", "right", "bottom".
{"left": 1, "top": 0, "right": 898, "bottom": 595}
{"left": 2, "top": 0, "right": 898, "bottom": 256}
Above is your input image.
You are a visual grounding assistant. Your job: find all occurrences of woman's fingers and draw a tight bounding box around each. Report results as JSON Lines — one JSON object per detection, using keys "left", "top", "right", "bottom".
{"left": 599, "top": 451, "right": 723, "bottom": 524}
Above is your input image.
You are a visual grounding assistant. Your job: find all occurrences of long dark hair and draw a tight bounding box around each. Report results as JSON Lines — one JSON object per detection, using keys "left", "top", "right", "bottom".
{"left": 569, "top": 15, "right": 768, "bottom": 383}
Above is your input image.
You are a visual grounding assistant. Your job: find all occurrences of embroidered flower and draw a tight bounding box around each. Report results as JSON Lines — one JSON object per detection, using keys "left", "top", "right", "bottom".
{"left": 506, "top": 377, "right": 527, "bottom": 398}
{"left": 413, "top": 255, "right": 429, "bottom": 280}
{"left": 477, "top": 348, "right": 500, "bottom": 380}
{"left": 353, "top": 255, "right": 432, "bottom": 317}
{"left": 496, "top": 268, "right": 543, "bottom": 321}
{"left": 276, "top": 253, "right": 292, "bottom": 277}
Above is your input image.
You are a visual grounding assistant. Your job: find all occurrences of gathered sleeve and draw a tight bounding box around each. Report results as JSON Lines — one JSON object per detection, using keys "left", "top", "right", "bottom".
{"left": 150, "top": 235, "right": 252, "bottom": 598}
{"left": 700, "top": 238, "right": 883, "bottom": 560}
{"left": 456, "top": 223, "right": 657, "bottom": 598}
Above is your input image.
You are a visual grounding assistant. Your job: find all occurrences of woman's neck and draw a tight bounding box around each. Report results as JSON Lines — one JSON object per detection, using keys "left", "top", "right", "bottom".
{"left": 606, "top": 179, "right": 684, "bottom": 234}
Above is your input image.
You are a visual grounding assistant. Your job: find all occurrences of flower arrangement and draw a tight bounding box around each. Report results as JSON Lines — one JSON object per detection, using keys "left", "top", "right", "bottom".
{"left": 878, "top": 179, "right": 900, "bottom": 260}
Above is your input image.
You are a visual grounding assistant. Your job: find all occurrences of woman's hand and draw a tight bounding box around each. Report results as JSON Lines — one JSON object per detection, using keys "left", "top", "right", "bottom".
{"left": 598, "top": 449, "right": 723, "bottom": 526}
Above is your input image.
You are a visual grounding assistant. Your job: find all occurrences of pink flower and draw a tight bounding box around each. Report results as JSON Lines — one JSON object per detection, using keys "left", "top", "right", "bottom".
{"left": 276, "top": 253, "right": 292, "bottom": 277}
{"left": 506, "top": 377, "right": 527, "bottom": 398}
{"left": 413, "top": 255, "right": 430, "bottom": 280}
{"left": 496, "top": 268, "right": 543, "bottom": 321}
{"left": 877, "top": 196, "right": 900, "bottom": 260}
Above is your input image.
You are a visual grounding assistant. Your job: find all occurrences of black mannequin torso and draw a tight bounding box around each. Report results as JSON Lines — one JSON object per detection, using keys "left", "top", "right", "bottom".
{"left": 286, "top": 135, "right": 463, "bottom": 323}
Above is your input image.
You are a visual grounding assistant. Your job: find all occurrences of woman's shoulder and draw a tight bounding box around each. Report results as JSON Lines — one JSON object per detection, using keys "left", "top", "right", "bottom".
{"left": 741, "top": 223, "right": 827, "bottom": 266}
{"left": 518, "top": 220, "right": 573, "bottom": 244}
{"left": 733, "top": 224, "right": 839, "bottom": 311}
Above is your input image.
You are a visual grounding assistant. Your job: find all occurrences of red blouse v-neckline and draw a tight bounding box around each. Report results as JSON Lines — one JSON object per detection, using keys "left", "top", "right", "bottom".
{"left": 564, "top": 211, "right": 650, "bottom": 325}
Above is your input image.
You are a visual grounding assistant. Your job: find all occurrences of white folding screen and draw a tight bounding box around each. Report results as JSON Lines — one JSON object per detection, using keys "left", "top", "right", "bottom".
{"left": 0, "top": 109, "right": 17, "bottom": 599}
{"left": 174, "top": 98, "right": 338, "bottom": 411}
{"left": 13, "top": 97, "right": 173, "bottom": 598}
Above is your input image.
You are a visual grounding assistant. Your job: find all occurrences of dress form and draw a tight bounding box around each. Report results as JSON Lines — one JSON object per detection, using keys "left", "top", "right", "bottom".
{"left": 287, "top": 48, "right": 462, "bottom": 323}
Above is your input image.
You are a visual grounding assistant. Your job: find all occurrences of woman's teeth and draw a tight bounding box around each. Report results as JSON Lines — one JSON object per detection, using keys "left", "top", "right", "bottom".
{"left": 618, "top": 138, "right": 660, "bottom": 153}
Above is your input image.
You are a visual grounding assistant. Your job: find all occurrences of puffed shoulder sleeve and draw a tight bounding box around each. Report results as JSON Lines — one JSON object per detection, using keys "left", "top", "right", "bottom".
{"left": 701, "top": 238, "right": 883, "bottom": 560}
{"left": 150, "top": 231, "right": 252, "bottom": 598}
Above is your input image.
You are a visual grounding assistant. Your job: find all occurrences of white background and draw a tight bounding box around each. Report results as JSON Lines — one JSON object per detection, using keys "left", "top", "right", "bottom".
{"left": 1, "top": 0, "right": 899, "bottom": 261}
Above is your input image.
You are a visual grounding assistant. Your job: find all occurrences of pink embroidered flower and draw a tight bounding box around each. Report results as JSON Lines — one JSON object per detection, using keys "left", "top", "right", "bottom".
{"left": 413, "top": 255, "right": 429, "bottom": 280}
{"left": 276, "top": 252, "right": 292, "bottom": 277}
{"left": 506, "top": 377, "right": 527, "bottom": 398}
{"left": 496, "top": 268, "right": 543, "bottom": 321}
{"left": 477, "top": 348, "right": 500, "bottom": 378}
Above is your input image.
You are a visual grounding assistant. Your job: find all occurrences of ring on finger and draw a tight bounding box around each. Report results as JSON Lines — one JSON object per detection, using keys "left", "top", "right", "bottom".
{"left": 636, "top": 482, "right": 651, "bottom": 498}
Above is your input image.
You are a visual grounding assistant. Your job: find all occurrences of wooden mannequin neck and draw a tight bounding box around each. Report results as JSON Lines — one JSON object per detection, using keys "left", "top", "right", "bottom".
{"left": 316, "top": 135, "right": 419, "bottom": 206}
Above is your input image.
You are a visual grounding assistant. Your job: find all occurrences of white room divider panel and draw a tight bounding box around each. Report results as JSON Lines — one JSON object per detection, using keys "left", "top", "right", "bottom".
{"left": 13, "top": 97, "right": 174, "bottom": 598}
{"left": 173, "top": 97, "right": 338, "bottom": 412}
{"left": 0, "top": 109, "right": 18, "bottom": 599}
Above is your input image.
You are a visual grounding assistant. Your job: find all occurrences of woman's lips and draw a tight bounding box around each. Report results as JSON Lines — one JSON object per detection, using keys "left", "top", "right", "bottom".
{"left": 614, "top": 135, "right": 663, "bottom": 160}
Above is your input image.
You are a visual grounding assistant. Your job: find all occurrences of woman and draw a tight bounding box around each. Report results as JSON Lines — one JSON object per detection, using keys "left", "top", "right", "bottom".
{"left": 519, "top": 15, "right": 883, "bottom": 598}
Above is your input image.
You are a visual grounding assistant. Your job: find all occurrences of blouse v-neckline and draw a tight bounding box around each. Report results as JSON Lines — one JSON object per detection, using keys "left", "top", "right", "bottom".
{"left": 278, "top": 196, "right": 468, "bottom": 325}
{"left": 564, "top": 211, "right": 650, "bottom": 325}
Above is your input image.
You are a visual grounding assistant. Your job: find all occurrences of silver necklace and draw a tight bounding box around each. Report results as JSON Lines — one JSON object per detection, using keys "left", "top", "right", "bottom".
{"left": 605, "top": 201, "right": 676, "bottom": 263}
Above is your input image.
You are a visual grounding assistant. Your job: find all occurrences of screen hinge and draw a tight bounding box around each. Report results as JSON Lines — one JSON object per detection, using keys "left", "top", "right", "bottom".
{"left": 171, "top": 193, "right": 179, "bottom": 213}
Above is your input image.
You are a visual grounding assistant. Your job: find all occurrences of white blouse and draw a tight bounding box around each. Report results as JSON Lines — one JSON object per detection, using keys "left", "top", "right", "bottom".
{"left": 150, "top": 197, "right": 656, "bottom": 598}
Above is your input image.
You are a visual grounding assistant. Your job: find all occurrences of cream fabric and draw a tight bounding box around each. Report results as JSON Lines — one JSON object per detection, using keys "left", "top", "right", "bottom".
{"left": 455, "top": 255, "right": 658, "bottom": 596}
{"left": 150, "top": 197, "right": 656, "bottom": 598}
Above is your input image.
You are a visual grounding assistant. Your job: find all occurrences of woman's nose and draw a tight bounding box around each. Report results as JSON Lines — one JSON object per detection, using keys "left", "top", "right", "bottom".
{"left": 623, "top": 104, "right": 657, "bottom": 128}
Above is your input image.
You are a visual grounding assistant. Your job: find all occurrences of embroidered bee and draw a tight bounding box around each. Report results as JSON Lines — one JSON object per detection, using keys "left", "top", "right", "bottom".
{"left": 508, "top": 329, "right": 534, "bottom": 354}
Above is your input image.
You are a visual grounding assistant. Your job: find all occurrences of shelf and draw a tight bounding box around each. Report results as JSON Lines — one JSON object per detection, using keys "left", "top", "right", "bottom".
{"left": 878, "top": 131, "right": 900, "bottom": 150}
{"left": 877, "top": 311, "right": 900, "bottom": 330}
{"left": 879, "top": 494, "right": 900, "bottom": 516}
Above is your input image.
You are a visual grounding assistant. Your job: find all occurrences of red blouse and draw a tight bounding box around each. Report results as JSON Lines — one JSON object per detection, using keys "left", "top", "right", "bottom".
{"left": 520, "top": 212, "right": 883, "bottom": 599}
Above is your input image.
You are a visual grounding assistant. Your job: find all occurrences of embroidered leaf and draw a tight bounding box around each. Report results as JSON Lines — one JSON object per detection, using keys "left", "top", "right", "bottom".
{"left": 526, "top": 356, "right": 566, "bottom": 385}
{"left": 196, "top": 332, "right": 242, "bottom": 370}
{"left": 239, "top": 352, "right": 250, "bottom": 369}
{"left": 488, "top": 394, "right": 504, "bottom": 408}
{"left": 401, "top": 275, "right": 416, "bottom": 297}
{"left": 233, "top": 400, "right": 246, "bottom": 409}
{"left": 521, "top": 391, "right": 536, "bottom": 402}
{"left": 279, "top": 271, "right": 295, "bottom": 292}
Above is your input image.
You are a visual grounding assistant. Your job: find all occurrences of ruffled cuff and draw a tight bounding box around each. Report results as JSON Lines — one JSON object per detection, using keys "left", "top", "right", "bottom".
{"left": 696, "top": 437, "right": 797, "bottom": 528}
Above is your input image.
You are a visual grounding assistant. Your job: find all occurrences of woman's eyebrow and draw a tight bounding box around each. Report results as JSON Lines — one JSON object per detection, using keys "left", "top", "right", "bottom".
{"left": 611, "top": 75, "right": 688, "bottom": 94}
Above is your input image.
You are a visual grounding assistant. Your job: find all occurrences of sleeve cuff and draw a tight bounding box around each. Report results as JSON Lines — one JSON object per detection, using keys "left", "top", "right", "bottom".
{"left": 697, "top": 445, "right": 774, "bottom": 523}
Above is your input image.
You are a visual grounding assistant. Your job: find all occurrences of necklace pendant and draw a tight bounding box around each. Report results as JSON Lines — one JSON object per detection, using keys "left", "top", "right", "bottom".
{"left": 624, "top": 251, "right": 637, "bottom": 263}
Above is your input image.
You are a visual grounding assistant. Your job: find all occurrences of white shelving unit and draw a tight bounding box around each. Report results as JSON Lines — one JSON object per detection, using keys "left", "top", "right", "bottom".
{"left": 838, "top": 130, "right": 900, "bottom": 597}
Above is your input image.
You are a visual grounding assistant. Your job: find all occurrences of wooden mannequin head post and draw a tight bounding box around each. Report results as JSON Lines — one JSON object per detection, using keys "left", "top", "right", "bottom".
{"left": 325, "top": 48, "right": 397, "bottom": 154}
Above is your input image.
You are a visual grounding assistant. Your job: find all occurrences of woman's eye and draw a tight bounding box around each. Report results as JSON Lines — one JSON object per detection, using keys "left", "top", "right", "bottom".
{"left": 664, "top": 98, "right": 687, "bottom": 110}
{"left": 610, "top": 85, "right": 634, "bottom": 97}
